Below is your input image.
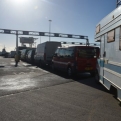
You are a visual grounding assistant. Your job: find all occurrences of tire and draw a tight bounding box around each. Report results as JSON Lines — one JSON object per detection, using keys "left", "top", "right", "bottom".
{"left": 39, "top": 61, "right": 42, "bottom": 67}
{"left": 94, "top": 70, "right": 99, "bottom": 83}
{"left": 40, "top": 62, "right": 46, "bottom": 68}
{"left": 90, "top": 72, "right": 95, "bottom": 77}
{"left": 110, "top": 86, "right": 117, "bottom": 98}
{"left": 67, "top": 67, "right": 72, "bottom": 77}
{"left": 51, "top": 63, "right": 55, "bottom": 71}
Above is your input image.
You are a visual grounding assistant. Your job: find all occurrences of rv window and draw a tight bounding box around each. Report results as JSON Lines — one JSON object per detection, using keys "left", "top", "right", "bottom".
{"left": 96, "top": 24, "right": 100, "bottom": 34}
{"left": 107, "top": 30, "right": 115, "bottom": 43}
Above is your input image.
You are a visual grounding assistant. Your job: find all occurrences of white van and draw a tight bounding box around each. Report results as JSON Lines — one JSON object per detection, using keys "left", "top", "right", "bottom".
{"left": 34, "top": 41, "right": 61, "bottom": 66}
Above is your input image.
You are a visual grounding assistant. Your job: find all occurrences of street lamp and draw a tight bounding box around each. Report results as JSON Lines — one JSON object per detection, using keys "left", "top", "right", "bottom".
{"left": 49, "top": 20, "right": 52, "bottom": 41}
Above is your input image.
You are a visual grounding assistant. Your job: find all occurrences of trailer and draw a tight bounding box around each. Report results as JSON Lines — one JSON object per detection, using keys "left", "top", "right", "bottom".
{"left": 95, "top": 5, "right": 121, "bottom": 101}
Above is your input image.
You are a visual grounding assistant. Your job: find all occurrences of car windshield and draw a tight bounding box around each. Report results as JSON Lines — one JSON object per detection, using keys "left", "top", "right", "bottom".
{"left": 78, "top": 48, "right": 95, "bottom": 58}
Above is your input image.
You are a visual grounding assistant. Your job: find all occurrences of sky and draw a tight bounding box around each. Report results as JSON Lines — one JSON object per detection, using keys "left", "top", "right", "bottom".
{"left": 0, "top": 0, "right": 116, "bottom": 52}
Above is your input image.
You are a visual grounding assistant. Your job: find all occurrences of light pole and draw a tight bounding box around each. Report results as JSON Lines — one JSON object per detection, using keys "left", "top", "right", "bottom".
{"left": 49, "top": 20, "right": 52, "bottom": 41}
{"left": 40, "top": 36, "right": 41, "bottom": 43}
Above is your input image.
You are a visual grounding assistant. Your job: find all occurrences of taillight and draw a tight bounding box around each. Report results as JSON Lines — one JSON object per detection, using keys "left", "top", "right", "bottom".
{"left": 44, "top": 53, "right": 46, "bottom": 60}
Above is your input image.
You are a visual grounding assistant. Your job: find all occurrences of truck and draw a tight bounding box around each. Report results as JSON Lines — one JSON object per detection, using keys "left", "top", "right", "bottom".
{"left": 34, "top": 41, "right": 61, "bottom": 66}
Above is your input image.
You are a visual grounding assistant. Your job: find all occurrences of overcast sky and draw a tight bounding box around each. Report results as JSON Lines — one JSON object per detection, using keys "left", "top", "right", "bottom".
{"left": 0, "top": 0, "right": 115, "bottom": 52}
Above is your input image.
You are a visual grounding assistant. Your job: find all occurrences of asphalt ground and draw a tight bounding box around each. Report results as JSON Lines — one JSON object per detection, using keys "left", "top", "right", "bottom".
{"left": 0, "top": 56, "right": 121, "bottom": 121}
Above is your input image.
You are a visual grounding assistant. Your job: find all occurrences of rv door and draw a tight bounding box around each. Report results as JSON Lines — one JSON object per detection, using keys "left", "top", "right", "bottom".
{"left": 100, "top": 35, "right": 105, "bottom": 84}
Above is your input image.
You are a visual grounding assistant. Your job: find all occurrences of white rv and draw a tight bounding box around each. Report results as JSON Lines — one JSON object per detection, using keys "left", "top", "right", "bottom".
{"left": 95, "top": 5, "right": 121, "bottom": 101}
{"left": 34, "top": 41, "right": 61, "bottom": 66}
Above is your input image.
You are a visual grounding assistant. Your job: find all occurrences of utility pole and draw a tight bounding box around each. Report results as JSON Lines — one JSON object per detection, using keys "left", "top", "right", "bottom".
{"left": 40, "top": 36, "right": 41, "bottom": 43}
{"left": 16, "top": 31, "right": 18, "bottom": 56}
{"left": 15, "top": 31, "right": 19, "bottom": 67}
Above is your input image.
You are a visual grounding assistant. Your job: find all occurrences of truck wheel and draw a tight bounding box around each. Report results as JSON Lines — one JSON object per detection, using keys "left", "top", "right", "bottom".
{"left": 67, "top": 67, "right": 72, "bottom": 78}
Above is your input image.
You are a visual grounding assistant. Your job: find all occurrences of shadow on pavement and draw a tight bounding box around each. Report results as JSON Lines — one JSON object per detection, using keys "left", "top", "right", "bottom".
{"left": 36, "top": 65, "right": 109, "bottom": 94}
{"left": 0, "top": 66, "right": 4, "bottom": 68}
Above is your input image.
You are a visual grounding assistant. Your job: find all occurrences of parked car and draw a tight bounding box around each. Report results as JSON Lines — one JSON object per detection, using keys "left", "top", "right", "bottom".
{"left": 21, "top": 48, "right": 35, "bottom": 61}
{"left": 26, "top": 49, "right": 36, "bottom": 64}
{"left": 9, "top": 51, "right": 16, "bottom": 58}
{"left": 21, "top": 49, "right": 27, "bottom": 61}
{"left": 52, "top": 46, "right": 99, "bottom": 77}
{"left": 4, "top": 52, "right": 9, "bottom": 58}
{"left": 34, "top": 41, "right": 61, "bottom": 66}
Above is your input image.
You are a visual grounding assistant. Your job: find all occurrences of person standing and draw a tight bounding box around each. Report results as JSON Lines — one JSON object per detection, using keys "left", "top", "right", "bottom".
{"left": 15, "top": 51, "right": 21, "bottom": 67}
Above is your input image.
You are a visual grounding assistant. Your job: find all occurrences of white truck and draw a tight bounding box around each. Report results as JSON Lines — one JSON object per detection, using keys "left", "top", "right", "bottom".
{"left": 34, "top": 41, "right": 61, "bottom": 66}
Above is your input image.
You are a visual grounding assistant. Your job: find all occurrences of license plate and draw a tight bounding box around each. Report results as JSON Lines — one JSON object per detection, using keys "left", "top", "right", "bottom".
{"left": 85, "top": 67, "right": 93, "bottom": 70}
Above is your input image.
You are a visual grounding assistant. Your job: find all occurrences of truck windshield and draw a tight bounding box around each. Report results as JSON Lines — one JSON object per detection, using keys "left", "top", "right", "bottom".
{"left": 78, "top": 48, "right": 95, "bottom": 58}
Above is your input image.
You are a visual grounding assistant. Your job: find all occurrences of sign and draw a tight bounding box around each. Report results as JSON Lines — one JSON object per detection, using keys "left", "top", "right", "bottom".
{"left": 4, "top": 30, "right": 11, "bottom": 34}
{"left": 39, "top": 32, "right": 45, "bottom": 36}
{"left": 54, "top": 33, "right": 59, "bottom": 37}
{"left": 68, "top": 34, "right": 72, "bottom": 38}
{"left": 20, "top": 37, "right": 34, "bottom": 43}
{"left": 80, "top": 36, "right": 85, "bottom": 39}
{"left": 23, "top": 31, "right": 29, "bottom": 35}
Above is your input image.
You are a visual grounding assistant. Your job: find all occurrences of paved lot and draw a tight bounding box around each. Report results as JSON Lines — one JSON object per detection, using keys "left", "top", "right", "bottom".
{"left": 0, "top": 56, "right": 121, "bottom": 121}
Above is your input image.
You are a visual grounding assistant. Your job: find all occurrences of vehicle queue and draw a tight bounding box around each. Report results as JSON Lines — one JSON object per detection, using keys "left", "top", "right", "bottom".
{"left": 15, "top": 41, "right": 100, "bottom": 77}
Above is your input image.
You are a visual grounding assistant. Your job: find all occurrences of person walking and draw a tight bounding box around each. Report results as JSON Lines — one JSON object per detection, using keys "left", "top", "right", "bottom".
{"left": 15, "top": 51, "right": 21, "bottom": 67}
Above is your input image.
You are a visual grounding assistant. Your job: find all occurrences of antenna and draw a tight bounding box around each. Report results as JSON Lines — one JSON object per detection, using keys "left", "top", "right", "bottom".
{"left": 116, "top": 0, "right": 121, "bottom": 7}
